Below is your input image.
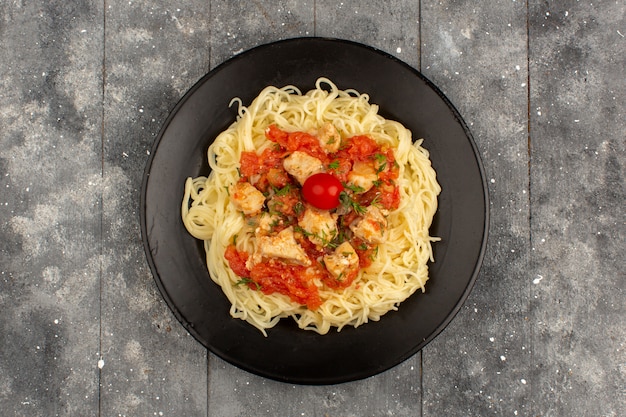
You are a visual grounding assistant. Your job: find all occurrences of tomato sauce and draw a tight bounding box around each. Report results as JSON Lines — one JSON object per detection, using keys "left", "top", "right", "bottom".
{"left": 239, "top": 147, "right": 289, "bottom": 192}
{"left": 342, "top": 135, "right": 379, "bottom": 161}
{"left": 353, "top": 238, "right": 375, "bottom": 269}
{"left": 224, "top": 245, "right": 250, "bottom": 278}
{"left": 267, "top": 188, "right": 301, "bottom": 217}
{"left": 266, "top": 125, "right": 327, "bottom": 162}
{"left": 326, "top": 158, "right": 352, "bottom": 183}
{"left": 228, "top": 125, "right": 403, "bottom": 310}
{"left": 238, "top": 151, "right": 261, "bottom": 179}
{"left": 249, "top": 260, "right": 323, "bottom": 310}
{"left": 322, "top": 268, "right": 358, "bottom": 290}
{"left": 358, "top": 182, "right": 401, "bottom": 211}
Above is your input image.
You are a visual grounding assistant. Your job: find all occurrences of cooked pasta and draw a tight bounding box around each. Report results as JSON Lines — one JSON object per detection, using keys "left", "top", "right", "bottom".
{"left": 182, "top": 78, "right": 440, "bottom": 336}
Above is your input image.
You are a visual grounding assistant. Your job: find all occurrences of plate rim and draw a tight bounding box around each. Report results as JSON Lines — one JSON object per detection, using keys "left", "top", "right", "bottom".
{"left": 140, "top": 36, "right": 490, "bottom": 384}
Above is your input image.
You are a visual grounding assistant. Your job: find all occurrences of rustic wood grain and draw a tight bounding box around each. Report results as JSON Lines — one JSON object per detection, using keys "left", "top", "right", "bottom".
{"left": 420, "top": 0, "right": 533, "bottom": 415}
{"left": 0, "top": 1, "right": 104, "bottom": 415}
{"left": 99, "top": 1, "right": 211, "bottom": 415}
{"left": 528, "top": 1, "right": 625, "bottom": 415}
{"left": 0, "top": 0, "right": 623, "bottom": 416}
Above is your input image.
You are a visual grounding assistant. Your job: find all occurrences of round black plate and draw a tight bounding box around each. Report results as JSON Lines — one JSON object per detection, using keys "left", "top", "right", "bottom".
{"left": 141, "top": 38, "right": 488, "bottom": 385}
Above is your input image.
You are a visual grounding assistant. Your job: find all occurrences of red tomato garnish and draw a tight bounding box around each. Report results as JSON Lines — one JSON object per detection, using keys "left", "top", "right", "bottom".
{"left": 301, "top": 173, "right": 344, "bottom": 210}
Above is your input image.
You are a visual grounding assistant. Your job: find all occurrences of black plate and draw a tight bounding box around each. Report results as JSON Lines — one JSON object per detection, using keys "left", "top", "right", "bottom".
{"left": 141, "top": 38, "right": 488, "bottom": 385}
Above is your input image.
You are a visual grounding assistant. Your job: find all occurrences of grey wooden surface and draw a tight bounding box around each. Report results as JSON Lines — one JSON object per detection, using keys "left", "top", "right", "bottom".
{"left": 1, "top": 1, "right": 624, "bottom": 416}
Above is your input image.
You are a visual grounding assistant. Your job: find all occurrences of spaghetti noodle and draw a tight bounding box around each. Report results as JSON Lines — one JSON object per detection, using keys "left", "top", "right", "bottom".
{"left": 182, "top": 78, "right": 440, "bottom": 335}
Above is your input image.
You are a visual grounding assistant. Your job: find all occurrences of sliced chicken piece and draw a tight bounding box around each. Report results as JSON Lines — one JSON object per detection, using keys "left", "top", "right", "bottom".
{"left": 347, "top": 160, "right": 377, "bottom": 193}
{"left": 349, "top": 205, "right": 388, "bottom": 244}
{"left": 255, "top": 212, "right": 282, "bottom": 236}
{"left": 282, "top": 151, "right": 324, "bottom": 185}
{"left": 230, "top": 182, "right": 265, "bottom": 216}
{"left": 317, "top": 123, "right": 341, "bottom": 153}
{"left": 323, "top": 241, "right": 360, "bottom": 281}
{"left": 246, "top": 226, "right": 311, "bottom": 269}
{"left": 298, "top": 205, "right": 338, "bottom": 247}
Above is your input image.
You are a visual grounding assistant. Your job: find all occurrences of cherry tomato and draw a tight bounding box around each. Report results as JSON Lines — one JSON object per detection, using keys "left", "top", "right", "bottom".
{"left": 301, "top": 173, "right": 344, "bottom": 210}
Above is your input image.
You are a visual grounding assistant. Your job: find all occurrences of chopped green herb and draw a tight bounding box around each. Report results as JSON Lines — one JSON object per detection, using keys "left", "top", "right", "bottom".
{"left": 369, "top": 245, "right": 379, "bottom": 261}
{"left": 293, "top": 201, "right": 304, "bottom": 216}
{"left": 370, "top": 194, "right": 382, "bottom": 207}
{"left": 294, "top": 225, "right": 338, "bottom": 248}
{"left": 374, "top": 153, "right": 387, "bottom": 164}
{"left": 328, "top": 160, "right": 340, "bottom": 170}
{"left": 340, "top": 191, "right": 367, "bottom": 215}
{"left": 269, "top": 218, "right": 281, "bottom": 229}
{"left": 235, "top": 278, "right": 261, "bottom": 290}
{"left": 343, "top": 183, "right": 365, "bottom": 194}
{"left": 275, "top": 184, "right": 291, "bottom": 196}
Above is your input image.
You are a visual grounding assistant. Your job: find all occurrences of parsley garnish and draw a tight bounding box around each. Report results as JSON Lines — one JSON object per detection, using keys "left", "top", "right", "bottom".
{"left": 343, "top": 183, "right": 365, "bottom": 194}
{"left": 328, "top": 160, "right": 340, "bottom": 170}
{"left": 294, "top": 226, "right": 338, "bottom": 248}
{"left": 235, "top": 278, "right": 261, "bottom": 290}
{"left": 339, "top": 191, "right": 367, "bottom": 215}
{"left": 274, "top": 184, "right": 291, "bottom": 196}
{"left": 293, "top": 201, "right": 304, "bottom": 216}
{"left": 369, "top": 245, "right": 379, "bottom": 261}
{"left": 374, "top": 153, "right": 387, "bottom": 164}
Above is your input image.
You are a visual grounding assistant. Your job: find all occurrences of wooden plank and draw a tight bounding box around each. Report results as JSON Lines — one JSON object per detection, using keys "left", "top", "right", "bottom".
{"left": 0, "top": 1, "right": 621, "bottom": 416}
{"left": 208, "top": 0, "right": 314, "bottom": 69}
{"left": 209, "top": 355, "right": 419, "bottom": 416}
{"left": 315, "top": 0, "right": 420, "bottom": 67}
{"left": 99, "top": 1, "right": 211, "bottom": 415}
{"left": 0, "top": 1, "right": 103, "bottom": 415}
{"left": 528, "top": 1, "right": 626, "bottom": 415}
{"left": 420, "top": 0, "right": 533, "bottom": 415}
{"left": 206, "top": 1, "right": 423, "bottom": 416}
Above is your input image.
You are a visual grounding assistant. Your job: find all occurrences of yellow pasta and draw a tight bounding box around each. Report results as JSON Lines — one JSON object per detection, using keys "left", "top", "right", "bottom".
{"left": 182, "top": 78, "right": 440, "bottom": 336}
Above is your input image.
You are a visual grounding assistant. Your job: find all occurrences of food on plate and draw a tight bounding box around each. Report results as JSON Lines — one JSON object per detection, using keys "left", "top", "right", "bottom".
{"left": 182, "top": 78, "right": 440, "bottom": 335}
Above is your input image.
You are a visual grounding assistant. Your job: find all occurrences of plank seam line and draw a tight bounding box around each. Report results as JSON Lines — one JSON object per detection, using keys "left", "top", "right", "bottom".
{"left": 98, "top": 1, "right": 107, "bottom": 416}
{"left": 525, "top": 0, "right": 535, "bottom": 414}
